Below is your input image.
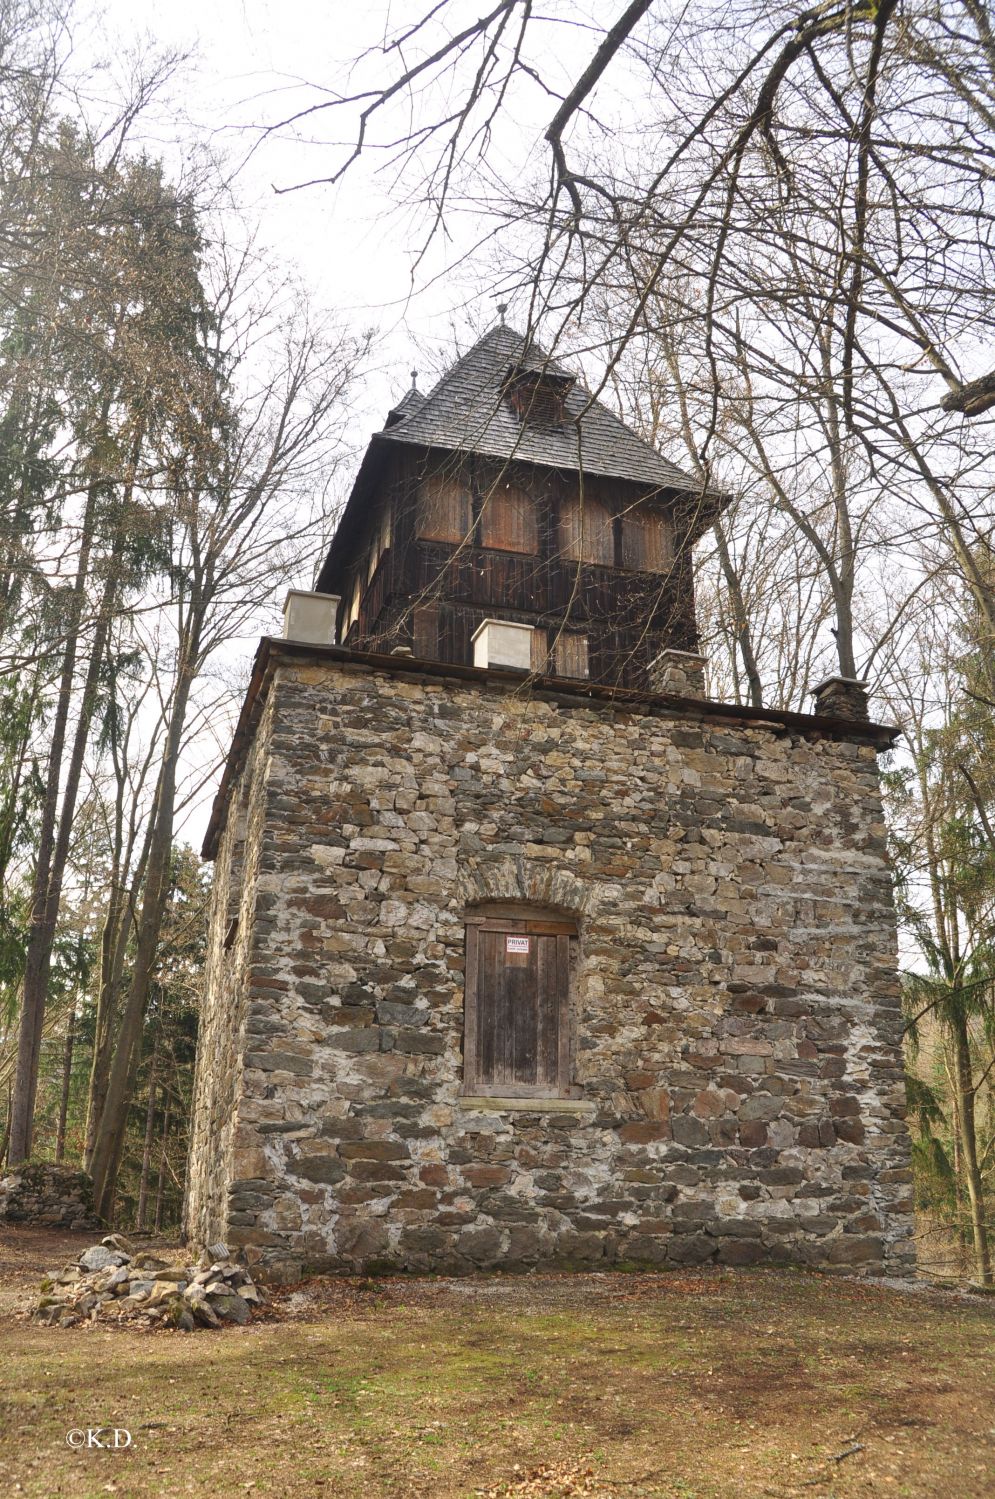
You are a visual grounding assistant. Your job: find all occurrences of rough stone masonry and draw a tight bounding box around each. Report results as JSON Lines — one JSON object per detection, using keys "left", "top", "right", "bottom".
{"left": 184, "top": 644, "right": 915, "bottom": 1282}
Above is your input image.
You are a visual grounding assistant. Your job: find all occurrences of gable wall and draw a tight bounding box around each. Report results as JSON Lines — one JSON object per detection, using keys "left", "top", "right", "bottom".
{"left": 190, "top": 657, "right": 914, "bottom": 1282}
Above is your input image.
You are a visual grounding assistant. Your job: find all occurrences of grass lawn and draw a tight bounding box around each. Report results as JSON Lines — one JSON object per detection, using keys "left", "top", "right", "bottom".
{"left": 1, "top": 1228, "right": 993, "bottom": 1498}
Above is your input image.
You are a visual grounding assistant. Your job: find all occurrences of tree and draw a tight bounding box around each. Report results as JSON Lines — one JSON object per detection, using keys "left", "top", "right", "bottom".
{"left": 264, "top": 1, "right": 994, "bottom": 688}
{"left": 83, "top": 249, "right": 369, "bottom": 1216}
{"left": 887, "top": 605, "right": 995, "bottom": 1284}
{"left": 5, "top": 133, "right": 216, "bottom": 1164}
{"left": 0, "top": 2, "right": 370, "bottom": 1189}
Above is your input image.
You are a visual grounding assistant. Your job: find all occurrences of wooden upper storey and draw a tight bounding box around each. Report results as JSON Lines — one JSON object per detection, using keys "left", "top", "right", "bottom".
{"left": 315, "top": 325, "right": 727, "bottom": 690}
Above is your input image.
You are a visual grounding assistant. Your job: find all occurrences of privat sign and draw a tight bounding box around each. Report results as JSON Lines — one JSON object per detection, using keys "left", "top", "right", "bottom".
{"left": 505, "top": 935, "right": 530, "bottom": 954}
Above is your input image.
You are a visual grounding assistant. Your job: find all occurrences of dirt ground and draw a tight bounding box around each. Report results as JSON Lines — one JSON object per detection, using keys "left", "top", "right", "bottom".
{"left": 1, "top": 1227, "right": 994, "bottom": 1499}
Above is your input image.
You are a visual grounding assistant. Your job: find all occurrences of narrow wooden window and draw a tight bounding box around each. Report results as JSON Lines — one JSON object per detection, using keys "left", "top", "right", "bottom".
{"left": 553, "top": 633, "right": 589, "bottom": 680}
{"left": 345, "top": 575, "right": 362, "bottom": 632}
{"left": 416, "top": 474, "right": 472, "bottom": 543}
{"left": 530, "top": 627, "right": 549, "bottom": 672}
{"left": 478, "top": 484, "right": 538, "bottom": 554}
{"left": 413, "top": 604, "right": 439, "bottom": 659}
{"left": 463, "top": 911, "right": 575, "bottom": 1098}
{"left": 620, "top": 508, "right": 672, "bottom": 572}
{"left": 367, "top": 510, "right": 392, "bottom": 582}
{"left": 558, "top": 496, "right": 613, "bottom": 565}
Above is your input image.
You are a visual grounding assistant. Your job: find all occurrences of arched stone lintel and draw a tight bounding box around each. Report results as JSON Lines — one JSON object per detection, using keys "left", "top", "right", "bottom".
{"left": 456, "top": 857, "right": 594, "bottom": 918}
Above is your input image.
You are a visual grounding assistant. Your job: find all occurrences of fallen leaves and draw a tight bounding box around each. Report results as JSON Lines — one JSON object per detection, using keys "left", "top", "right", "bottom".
{"left": 477, "top": 1461, "right": 612, "bottom": 1498}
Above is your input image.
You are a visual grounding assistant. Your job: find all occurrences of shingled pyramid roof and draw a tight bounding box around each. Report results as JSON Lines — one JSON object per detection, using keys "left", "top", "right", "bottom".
{"left": 378, "top": 323, "right": 699, "bottom": 491}
{"left": 315, "top": 322, "right": 720, "bottom": 593}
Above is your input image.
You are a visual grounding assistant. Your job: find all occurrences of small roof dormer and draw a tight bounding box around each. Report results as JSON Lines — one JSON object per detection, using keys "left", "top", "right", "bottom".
{"left": 502, "top": 363, "right": 575, "bottom": 427}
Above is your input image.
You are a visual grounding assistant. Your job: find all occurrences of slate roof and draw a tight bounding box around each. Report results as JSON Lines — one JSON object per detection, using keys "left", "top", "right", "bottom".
{"left": 378, "top": 323, "right": 700, "bottom": 491}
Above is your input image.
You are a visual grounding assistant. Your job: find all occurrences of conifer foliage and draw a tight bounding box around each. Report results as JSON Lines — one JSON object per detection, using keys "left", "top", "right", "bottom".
{"left": 0, "top": 0, "right": 368, "bottom": 1221}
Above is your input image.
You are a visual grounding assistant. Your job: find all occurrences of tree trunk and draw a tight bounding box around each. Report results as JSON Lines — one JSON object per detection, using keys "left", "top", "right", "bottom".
{"left": 88, "top": 614, "right": 201, "bottom": 1217}
{"left": 945, "top": 1048, "right": 968, "bottom": 1262}
{"left": 7, "top": 463, "right": 104, "bottom": 1164}
{"left": 154, "top": 1096, "right": 172, "bottom": 1233}
{"left": 0, "top": 1087, "right": 10, "bottom": 1169}
{"left": 83, "top": 822, "right": 154, "bottom": 1169}
{"left": 80, "top": 420, "right": 153, "bottom": 1167}
{"left": 136, "top": 1042, "right": 158, "bottom": 1232}
{"left": 819, "top": 334, "right": 858, "bottom": 681}
{"left": 101, "top": 1014, "right": 155, "bottom": 1225}
{"left": 54, "top": 1007, "right": 76, "bottom": 1164}
{"left": 711, "top": 520, "right": 764, "bottom": 707}
{"left": 7, "top": 384, "right": 141, "bottom": 1164}
{"left": 952, "top": 1013, "right": 993, "bottom": 1286}
{"left": 10, "top": 560, "right": 123, "bottom": 1163}
{"left": 10, "top": 388, "right": 148, "bottom": 1166}
{"left": 83, "top": 883, "right": 127, "bottom": 1169}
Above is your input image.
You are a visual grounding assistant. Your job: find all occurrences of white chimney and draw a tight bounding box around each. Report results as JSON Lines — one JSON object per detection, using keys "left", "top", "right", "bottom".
{"left": 283, "top": 590, "right": 340, "bottom": 646}
{"left": 471, "top": 618, "right": 534, "bottom": 671}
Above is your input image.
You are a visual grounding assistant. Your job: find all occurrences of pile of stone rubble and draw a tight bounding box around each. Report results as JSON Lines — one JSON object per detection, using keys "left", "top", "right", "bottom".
{"left": 35, "top": 1235, "right": 264, "bottom": 1331}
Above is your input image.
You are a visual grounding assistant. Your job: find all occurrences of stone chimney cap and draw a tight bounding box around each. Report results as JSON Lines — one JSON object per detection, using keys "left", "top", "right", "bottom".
{"left": 648, "top": 647, "right": 708, "bottom": 700}
{"left": 811, "top": 675, "right": 868, "bottom": 691}
{"left": 811, "top": 675, "right": 871, "bottom": 723}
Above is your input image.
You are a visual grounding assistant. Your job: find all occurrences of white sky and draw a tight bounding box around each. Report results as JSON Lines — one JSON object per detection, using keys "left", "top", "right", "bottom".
{"left": 88, "top": 0, "right": 592, "bottom": 429}
{"left": 76, "top": 0, "right": 594, "bottom": 847}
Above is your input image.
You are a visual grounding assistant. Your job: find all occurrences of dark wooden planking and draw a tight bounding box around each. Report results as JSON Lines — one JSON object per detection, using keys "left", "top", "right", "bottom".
{"left": 496, "top": 927, "right": 515, "bottom": 1087}
{"left": 413, "top": 604, "right": 439, "bottom": 659}
{"left": 416, "top": 473, "right": 472, "bottom": 543}
{"left": 464, "top": 923, "right": 480, "bottom": 1091}
{"left": 620, "top": 508, "right": 673, "bottom": 572}
{"left": 553, "top": 632, "right": 590, "bottom": 680}
{"left": 555, "top": 934, "right": 571, "bottom": 1092}
{"left": 478, "top": 484, "right": 538, "bottom": 553}
{"left": 508, "top": 941, "right": 536, "bottom": 1085}
{"left": 559, "top": 495, "right": 614, "bottom": 565}
{"left": 347, "top": 447, "right": 701, "bottom": 689}
{"left": 537, "top": 935, "right": 559, "bottom": 1089}
{"left": 489, "top": 929, "right": 508, "bottom": 1087}
{"left": 477, "top": 927, "right": 499, "bottom": 1089}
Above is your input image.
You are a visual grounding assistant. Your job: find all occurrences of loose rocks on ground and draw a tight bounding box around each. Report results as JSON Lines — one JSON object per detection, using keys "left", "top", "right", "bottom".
{"left": 34, "top": 1235, "right": 264, "bottom": 1331}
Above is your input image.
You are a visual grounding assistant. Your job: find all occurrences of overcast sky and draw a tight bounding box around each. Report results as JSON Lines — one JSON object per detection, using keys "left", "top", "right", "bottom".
{"left": 89, "top": 0, "right": 592, "bottom": 429}
{"left": 76, "top": 0, "right": 596, "bottom": 841}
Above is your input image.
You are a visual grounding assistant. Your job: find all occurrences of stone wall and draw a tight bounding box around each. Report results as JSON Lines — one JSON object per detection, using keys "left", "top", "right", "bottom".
{"left": 184, "top": 689, "right": 275, "bottom": 1250}
{"left": 187, "top": 654, "right": 915, "bottom": 1281}
{"left": 0, "top": 1162, "right": 99, "bottom": 1229}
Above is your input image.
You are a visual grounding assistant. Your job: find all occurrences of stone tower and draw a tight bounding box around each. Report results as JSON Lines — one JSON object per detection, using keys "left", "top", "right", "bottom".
{"left": 184, "top": 322, "right": 914, "bottom": 1282}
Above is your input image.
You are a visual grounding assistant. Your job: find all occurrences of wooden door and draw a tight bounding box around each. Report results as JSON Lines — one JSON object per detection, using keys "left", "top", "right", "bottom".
{"left": 464, "top": 919, "right": 571, "bottom": 1096}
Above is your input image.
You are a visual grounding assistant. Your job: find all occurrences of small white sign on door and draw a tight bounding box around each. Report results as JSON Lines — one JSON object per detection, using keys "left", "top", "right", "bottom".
{"left": 505, "top": 934, "right": 530, "bottom": 954}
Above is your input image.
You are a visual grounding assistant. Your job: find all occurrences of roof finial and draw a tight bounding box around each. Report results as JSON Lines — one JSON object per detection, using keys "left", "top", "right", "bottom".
{"left": 410, "top": 368, "right": 418, "bottom": 390}
{"left": 497, "top": 302, "right": 508, "bottom": 326}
